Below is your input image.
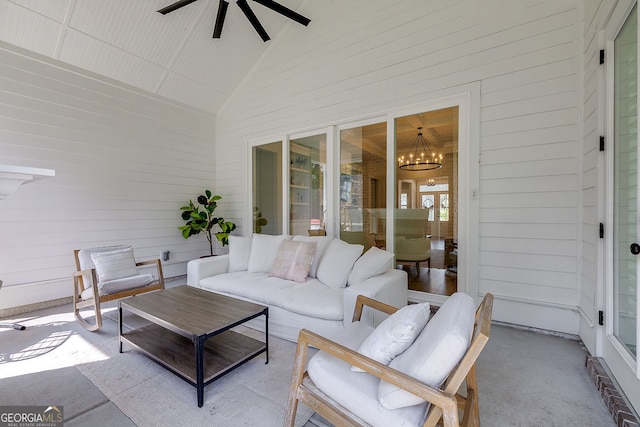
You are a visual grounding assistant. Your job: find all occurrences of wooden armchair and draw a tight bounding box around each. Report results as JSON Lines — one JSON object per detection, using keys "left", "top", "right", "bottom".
{"left": 73, "top": 245, "right": 165, "bottom": 331}
{"left": 284, "top": 293, "right": 493, "bottom": 427}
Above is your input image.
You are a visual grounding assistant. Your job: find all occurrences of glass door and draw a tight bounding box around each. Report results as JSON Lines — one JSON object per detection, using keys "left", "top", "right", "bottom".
{"left": 613, "top": 3, "right": 638, "bottom": 362}
{"left": 603, "top": 0, "right": 640, "bottom": 409}
{"left": 394, "top": 108, "right": 459, "bottom": 296}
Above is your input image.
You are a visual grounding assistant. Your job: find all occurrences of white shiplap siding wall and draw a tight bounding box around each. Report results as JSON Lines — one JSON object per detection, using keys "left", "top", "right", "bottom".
{"left": 0, "top": 42, "right": 216, "bottom": 310}
{"left": 216, "top": 0, "right": 582, "bottom": 332}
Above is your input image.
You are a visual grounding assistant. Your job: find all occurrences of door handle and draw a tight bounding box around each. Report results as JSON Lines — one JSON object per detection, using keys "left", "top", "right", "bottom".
{"left": 631, "top": 243, "right": 640, "bottom": 255}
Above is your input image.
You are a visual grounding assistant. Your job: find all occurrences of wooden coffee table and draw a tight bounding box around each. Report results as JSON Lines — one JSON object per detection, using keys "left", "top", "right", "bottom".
{"left": 118, "top": 285, "right": 269, "bottom": 407}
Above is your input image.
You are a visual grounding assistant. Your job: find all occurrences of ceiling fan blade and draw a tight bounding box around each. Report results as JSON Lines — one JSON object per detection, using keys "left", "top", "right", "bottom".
{"left": 237, "top": 0, "right": 270, "bottom": 41}
{"left": 157, "top": 0, "right": 199, "bottom": 15}
{"left": 212, "top": 0, "right": 229, "bottom": 38}
{"left": 252, "top": 0, "right": 310, "bottom": 26}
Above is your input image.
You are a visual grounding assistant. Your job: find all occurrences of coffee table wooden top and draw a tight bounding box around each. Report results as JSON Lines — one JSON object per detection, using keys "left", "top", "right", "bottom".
{"left": 120, "top": 285, "right": 267, "bottom": 338}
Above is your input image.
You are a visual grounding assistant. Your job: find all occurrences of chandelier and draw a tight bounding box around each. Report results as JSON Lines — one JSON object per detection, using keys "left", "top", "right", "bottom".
{"left": 398, "top": 127, "right": 443, "bottom": 171}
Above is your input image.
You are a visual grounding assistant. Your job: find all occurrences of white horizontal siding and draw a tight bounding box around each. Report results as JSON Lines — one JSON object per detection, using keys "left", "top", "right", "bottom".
{"left": 0, "top": 41, "right": 216, "bottom": 309}
{"left": 215, "top": 0, "right": 581, "bottom": 331}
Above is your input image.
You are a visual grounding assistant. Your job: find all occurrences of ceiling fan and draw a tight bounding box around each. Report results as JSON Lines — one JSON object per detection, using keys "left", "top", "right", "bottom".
{"left": 158, "top": 0, "right": 311, "bottom": 42}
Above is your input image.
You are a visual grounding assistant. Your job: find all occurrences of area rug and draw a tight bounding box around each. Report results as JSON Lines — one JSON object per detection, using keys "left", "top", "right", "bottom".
{"left": 74, "top": 325, "right": 314, "bottom": 427}
{"left": 0, "top": 305, "right": 315, "bottom": 426}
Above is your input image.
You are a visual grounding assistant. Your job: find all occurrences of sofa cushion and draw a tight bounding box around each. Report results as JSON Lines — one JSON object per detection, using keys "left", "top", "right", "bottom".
{"left": 91, "top": 247, "right": 138, "bottom": 282}
{"left": 247, "top": 234, "right": 291, "bottom": 273}
{"left": 352, "top": 302, "right": 430, "bottom": 372}
{"left": 308, "top": 321, "right": 428, "bottom": 427}
{"left": 292, "top": 235, "right": 333, "bottom": 278}
{"left": 317, "top": 239, "right": 364, "bottom": 289}
{"left": 199, "top": 272, "right": 344, "bottom": 320}
{"left": 378, "top": 292, "right": 475, "bottom": 410}
{"left": 269, "top": 240, "right": 317, "bottom": 282}
{"left": 348, "top": 247, "right": 394, "bottom": 285}
{"left": 228, "top": 235, "right": 252, "bottom": 272}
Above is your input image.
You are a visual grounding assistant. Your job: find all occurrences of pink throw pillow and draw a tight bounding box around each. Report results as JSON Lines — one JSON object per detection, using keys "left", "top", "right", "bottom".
{"left": 269, "top": 240, "right": 317, "bottom": 282}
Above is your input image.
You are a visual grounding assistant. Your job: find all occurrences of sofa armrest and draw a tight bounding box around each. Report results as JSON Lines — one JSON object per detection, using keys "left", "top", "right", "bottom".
{"left": 343, "top": 269, "right": 407, "bottom": 327}
{"left": 187, "top": 255, "right": 229, "bottom": 287}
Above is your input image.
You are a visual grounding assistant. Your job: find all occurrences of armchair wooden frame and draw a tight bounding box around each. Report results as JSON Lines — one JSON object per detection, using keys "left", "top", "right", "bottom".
{"left": 73, "top": 248, "right": 165, "bottom": 331}
{"left": 285, "top": 293, "right": 493, "bottom": 427}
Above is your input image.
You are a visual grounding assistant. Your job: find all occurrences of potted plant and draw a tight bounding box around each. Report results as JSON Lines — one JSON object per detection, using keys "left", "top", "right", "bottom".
{"left": 253, "top": 207, "right": 268, "bottom": 233}
{"left": 179, "top": 190, "right": 236, "bottom": 256}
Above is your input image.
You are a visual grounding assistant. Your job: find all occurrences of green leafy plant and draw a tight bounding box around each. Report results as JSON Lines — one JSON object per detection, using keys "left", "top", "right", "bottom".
{"left": 179, "top": 190, "right": 236, "bottom": 256}
{"left": 253, "top": 207, "right": 268, "bottom": 233}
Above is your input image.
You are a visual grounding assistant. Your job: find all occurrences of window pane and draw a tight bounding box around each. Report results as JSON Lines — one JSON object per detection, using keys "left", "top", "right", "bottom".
{"left": 253, "top": 142, "right": 283, "bottom": 234}
{"left": 290, "top": 134, "right": 326, "bottom": 236}
{"left": 340, "top": 122, "right": 386, "bottom": 250}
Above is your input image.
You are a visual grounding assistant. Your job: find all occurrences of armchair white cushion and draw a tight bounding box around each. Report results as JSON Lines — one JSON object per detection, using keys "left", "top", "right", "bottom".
{"left": 351, "top": 302, "right": 430, "bottom": 372}
{"left": 82, "top": 246, "right": 153, "bottom": 297}
{"left": 378, "top": 292, "right": 475, "bottom": 409}
{"left": 307, "top": 322, "right": 429, "bottom": 426}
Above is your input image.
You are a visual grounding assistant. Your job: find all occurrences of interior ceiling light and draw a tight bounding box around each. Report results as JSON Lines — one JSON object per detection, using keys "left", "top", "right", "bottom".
{"left": 158, "top": 0, "right": 311, "bottom": 42}
{"left": 398, "top": 127, "right": 443, "bottom": 171}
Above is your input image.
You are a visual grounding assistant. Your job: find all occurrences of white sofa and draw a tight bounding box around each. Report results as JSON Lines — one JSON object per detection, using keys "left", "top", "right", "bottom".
{"left": 187, "top": 234, "right": 408, "bottom": 342}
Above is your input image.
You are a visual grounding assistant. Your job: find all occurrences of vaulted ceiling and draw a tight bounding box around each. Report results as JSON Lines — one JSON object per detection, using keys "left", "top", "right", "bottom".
{"left": 0, "top": 0, "right": 307, "bottom": 113}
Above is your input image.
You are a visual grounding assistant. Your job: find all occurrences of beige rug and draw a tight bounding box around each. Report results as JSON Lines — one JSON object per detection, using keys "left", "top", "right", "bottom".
{"left": 0, "top": 303, "right": 314, "bottom": 427}
{"left": 74, "top": 323, "right": 314, "bottom": 427}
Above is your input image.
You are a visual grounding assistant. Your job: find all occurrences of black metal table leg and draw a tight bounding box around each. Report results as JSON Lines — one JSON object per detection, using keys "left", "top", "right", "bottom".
{"left": 118, "top": 303, "right": 123, "bottom": 353}
{"left": 195, "top": 335, "right": 205, "bottom": 407}
{"left": 265, "top": 307, "right": 269, "bottom": 364}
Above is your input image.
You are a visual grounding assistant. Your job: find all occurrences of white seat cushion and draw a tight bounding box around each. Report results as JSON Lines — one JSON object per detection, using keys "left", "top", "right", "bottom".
{"left": 81, "top": 273, "right": 154, "bottom": 300}
{"left": 378, "top": 292, "right": 476, "bottom": 410}
{"left": 308, "top": 321, "right": 428, "bottom": 427}
{"left": 199, "top": 272, "right": 344, "bottom": 320}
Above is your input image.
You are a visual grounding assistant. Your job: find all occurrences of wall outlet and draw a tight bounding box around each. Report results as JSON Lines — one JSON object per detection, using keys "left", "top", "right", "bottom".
{"left": 161, "top": 250, "right": 170, "bottom": 261}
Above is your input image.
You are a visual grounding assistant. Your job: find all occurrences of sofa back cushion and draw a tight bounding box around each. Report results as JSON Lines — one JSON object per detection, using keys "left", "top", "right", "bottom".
{"left": 292, "top": 235, "right": 333, "bottom": 278}
{"left": 348, "top": 247, "right": 394, "bottom": 285}
{"left": 378, "top": 292, "right": 475, "bottom": 410}
{"left": 247, "top": 234, "right": 292, "bottom": 273}
{"left": 228, "top": 235, "right": 252, "bottom": 272}
{"left": 316, "top": 239, "right": 364, "bottom": 289}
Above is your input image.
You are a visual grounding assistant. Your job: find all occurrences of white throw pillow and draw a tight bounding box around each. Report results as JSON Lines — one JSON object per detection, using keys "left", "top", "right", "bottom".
{"left": 316, "top": 239, "right": 364, "bottom": 289}
{"left": 269, "top": 240, "right": 317, "bottom": 282}
{"left": 247, "top": 234, "right": 292, "bottom": 273}
{"left": 228, "top": 235, "right": 252, "bottom": 272}
{"left": 348, "top": 247, "right": 394, "bottom": 285}
{"left": 292, "top": 235, "right": 333, "bottom": 278}
{"left": 352, "top": 302, "right": 430, "bottom": 372}
{"left": 91, "top": 247, "right": 138, "bottom": 282}
{"left": 378, "top": 292, "right": 476, "bottom": 410}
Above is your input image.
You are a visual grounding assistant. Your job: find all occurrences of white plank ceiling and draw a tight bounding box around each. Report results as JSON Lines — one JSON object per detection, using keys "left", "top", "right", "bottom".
{"left": 0, "top": 0, "right": 308, "bottom": 113}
